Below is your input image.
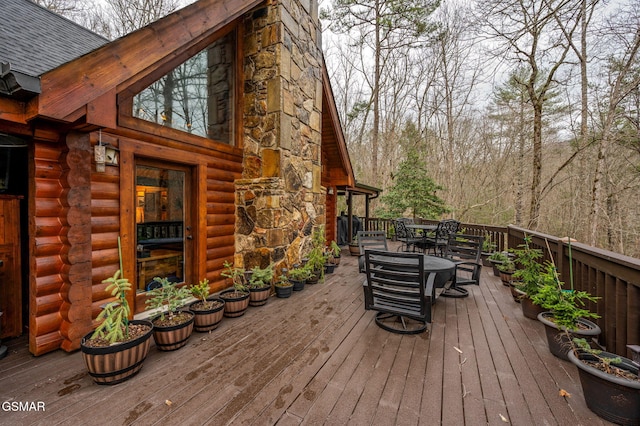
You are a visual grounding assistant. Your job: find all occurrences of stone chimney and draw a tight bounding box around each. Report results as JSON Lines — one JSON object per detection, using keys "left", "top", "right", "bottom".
{"left": 236, "top": 0, "right": 325, "bottom": 271}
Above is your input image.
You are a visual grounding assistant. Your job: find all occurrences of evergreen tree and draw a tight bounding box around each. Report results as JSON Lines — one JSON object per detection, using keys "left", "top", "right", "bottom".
{"left": 377, "top": 150, "right": 448, "bottom": 219}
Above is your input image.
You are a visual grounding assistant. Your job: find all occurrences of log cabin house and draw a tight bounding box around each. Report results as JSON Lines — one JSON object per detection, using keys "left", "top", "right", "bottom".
{"left": 0, "top": 0, "right": 355, "bottom": 356}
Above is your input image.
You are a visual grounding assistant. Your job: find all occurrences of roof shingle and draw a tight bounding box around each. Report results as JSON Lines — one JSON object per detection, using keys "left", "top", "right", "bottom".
{"left": 0, "top": 0, "right": 108, "bottom": 77}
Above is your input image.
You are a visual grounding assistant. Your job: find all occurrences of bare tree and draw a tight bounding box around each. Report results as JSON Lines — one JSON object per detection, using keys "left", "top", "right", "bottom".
{"left": 588, "top": 7, "right": 640, "bottom": 247}
{"left": 479, "top": 0, "right": 581, "bottom": 229}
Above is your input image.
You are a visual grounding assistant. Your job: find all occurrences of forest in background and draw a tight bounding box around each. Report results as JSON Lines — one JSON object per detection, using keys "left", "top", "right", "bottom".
{"left": 33, "top": 0, "right": 640, "bottom": 257}
{"left": 321, "top": 0, "right": 640, "bottom": 257}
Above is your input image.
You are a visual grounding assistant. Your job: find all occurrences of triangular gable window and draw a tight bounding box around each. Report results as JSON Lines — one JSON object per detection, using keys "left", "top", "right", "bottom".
{"left": 132, "top": 30, "right": 236, "bottom": 144}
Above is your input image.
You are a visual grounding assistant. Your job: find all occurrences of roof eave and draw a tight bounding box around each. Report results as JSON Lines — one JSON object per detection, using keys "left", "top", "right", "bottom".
{"left": 0, "top": 62, "right": 41, "bottom": 100}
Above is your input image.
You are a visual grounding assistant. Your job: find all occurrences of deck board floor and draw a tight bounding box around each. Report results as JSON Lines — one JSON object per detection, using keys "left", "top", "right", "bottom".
{"left": 0, "top": 245, "right": 615, "bottom": 425}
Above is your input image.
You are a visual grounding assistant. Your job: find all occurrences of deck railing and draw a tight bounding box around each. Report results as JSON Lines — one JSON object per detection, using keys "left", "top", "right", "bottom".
{"left": 366, "top": 217, "right": 639, "bottom": 357}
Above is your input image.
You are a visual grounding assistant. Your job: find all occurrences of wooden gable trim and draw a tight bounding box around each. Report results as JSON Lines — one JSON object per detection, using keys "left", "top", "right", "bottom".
{"left": 38, "top": 0, "right": 264, "bottom": 123}
{"left": 321, "top": 63, "right": 354, "bottom": 188}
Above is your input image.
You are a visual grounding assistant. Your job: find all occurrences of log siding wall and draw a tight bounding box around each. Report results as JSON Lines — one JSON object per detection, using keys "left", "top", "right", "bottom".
{"left": 30, "top": 142, "right": 65, "bottom": 355}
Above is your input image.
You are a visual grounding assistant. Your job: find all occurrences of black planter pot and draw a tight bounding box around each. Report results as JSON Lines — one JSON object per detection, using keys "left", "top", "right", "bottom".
{"left": 489, "top": 259, "right": 503, "bottom": 277}
{"left": 291, "top": 279, "right": 306, "bottom": 291}
{"left": 81, "top": 319, "right": 154, "bottom": 385}
{"left": 306, "top": 271, "right": 321, "bottom": 284}
{"left": 521, "top": 295, "right": 545, "bottom": 320}
{"left": 275, "top": 285, "right": 294, "bottom": 298}
{"left": 568, "top": 349, "right": 640, "bottom": 425}
{"left": 324, "top": 264, "right": 335, "bottom": 274}
{"left": 537, "top": 312, "right": 601, "bottom": 361}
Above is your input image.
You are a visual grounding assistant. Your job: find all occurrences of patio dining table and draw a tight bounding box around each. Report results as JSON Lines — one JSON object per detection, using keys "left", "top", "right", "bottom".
{"left": 370, "top": 252, "right": 456, "bottom": 290}
{"left": 406, "top": 223, "right": 438, "bottom": 234}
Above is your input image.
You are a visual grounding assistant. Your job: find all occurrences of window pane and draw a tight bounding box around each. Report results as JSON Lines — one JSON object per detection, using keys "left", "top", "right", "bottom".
{"left": 133, "top": 31, "right": 235, "bottom": 144}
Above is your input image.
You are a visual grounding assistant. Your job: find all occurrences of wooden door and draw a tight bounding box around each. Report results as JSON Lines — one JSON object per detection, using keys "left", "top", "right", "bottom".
{"left": 0, "top": 196, "right": 22, "bottom": 338}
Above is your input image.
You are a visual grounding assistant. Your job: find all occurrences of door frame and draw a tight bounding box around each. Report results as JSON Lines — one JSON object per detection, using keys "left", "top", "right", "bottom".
{"left": 119, "top": 138, "right": 207, "bottom": 314}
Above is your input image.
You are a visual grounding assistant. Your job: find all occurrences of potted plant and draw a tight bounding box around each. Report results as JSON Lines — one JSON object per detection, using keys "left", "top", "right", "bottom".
{"left": 481, "top": 236, "right": 497, "bottom": 266}
{"left": 274, "top": 273, "right": 294, "bottom": 298}
{"left": 189, "top": 278, "right": 225, "bottom": 332}
{"left": 329, "top": 240, "right": 342, "bottom": 266}
{"left": 146, "top": 277, "right": 194, "bottom": 351}
{"left": 511, "top": 237, "right": 545, "bottom": 319}
{"left": 248, "top": 263, "right": 274, "bottom": 306}
{"left": 306, "top": 227, "right": 328, "bottom": 284}
{"left": 220, "top": 261, "right": 250, "bottom": 317}
{"left": 487, "top": 251, "right": 509, "bottom": 276}
{"left": 497, "top": 257, "right": 516, "bottom": 287}
{"left": 348, "top": 234, "right": 359, "bottom": 256}
{"left": 80, "top": 269, "right": 154, "bottom": 385}
{"left": 288, "top": 264, "right": 311, "bottom": 291}
{"left": 532, "top": 263, "right": 601, "bottom": 361}
{"left": 567, "top": 338, "right": 640, "bottom": 425}
{"left": 324, "top": 247, "right": 336, "bottom": 274}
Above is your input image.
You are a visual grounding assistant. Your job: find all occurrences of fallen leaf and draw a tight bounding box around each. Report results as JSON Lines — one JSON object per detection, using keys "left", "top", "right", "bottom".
{"left": 499, "top": 413, "right": 509, "bottom": 422}
{"left": 453, "top": 346, "right": 463, "bottom": 354}
{"left": 559, "top": 389, "right": 571, "bottom": 398}
{"left": 165, "top": 400, "right": 173, "bottom": 406}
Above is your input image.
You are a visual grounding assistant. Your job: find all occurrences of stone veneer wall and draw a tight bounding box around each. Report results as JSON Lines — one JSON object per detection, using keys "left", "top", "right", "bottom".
{"left": 236, "top": 0, "right": 325, "bottom": 271}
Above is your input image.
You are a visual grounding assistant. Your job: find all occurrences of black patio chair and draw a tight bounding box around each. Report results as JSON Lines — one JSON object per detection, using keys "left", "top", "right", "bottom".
{"left": 394, "top": 219, "right": 422, "bottom": 252}
{"left": 362, "top": 249, "right": 437, "bottom": 334}
{"left": 357, "top": 230, "right": 388, "bottom": 272}
{"left": 441, "top": 233, "right": 483, "bottom": 298}
{"left": 418, "top": 219, "right": 462, "bottom": 256}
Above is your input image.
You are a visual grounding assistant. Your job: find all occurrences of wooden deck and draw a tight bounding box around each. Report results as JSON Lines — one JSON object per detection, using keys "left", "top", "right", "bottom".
{"left": 0, "top": 246, "right": 613, "bottom": 425}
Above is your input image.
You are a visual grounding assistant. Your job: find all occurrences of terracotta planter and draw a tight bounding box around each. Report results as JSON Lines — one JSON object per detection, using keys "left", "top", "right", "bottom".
{"left": 291, "top": 279, "right": 306, "bottom": 291}
{"left": 249, "top": 285, "right": 272, "bottom": 306}
{"left": 152, "top": 311, "right": 195, "bottom": 351}
{"left": 189, "top": 297, "right": 225, "bottom": 332}
{"left": 568, "top": 349, "right": 640, "bottom": 425}
{"left": 521, "top": 295, "right": 545, "bottom": 320}
{"left": 81, "top": 319, "right": 153, "bottom": 385}
{"left": 220, "top": 289, "right": 250, "bottom": 317}
{"left": 537, "top": 312, "right": 601, "bottom": 361}
{"left": 275, "top": 284, "right": 293, "bottom": 298}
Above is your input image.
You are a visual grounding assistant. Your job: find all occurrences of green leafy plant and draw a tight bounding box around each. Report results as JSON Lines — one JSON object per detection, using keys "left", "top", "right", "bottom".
{"left": 288, "top": 265, "right": 312, "bottom": 281}
{"left": 249, "top": 263, "right": 274, "bottom": 289}
{"left": 329, "top": 240, "right": 341, "bottom": 258}
{"left": 306, "top": 227, "right": 328, "bottom": 280}
{"left": 497, "top": 258, "right": 516, "bottom": 272}
{"left": 91, "top": 269, "right": 132, "bottom": 344}
{"left": 511, "top": 236, "right": 544, "bottom": 297}
{"left": 221, "top": 261, "right": 248, "bottom": 292}
{"left": 145, "top": 277, "right": 192, "bottom": 322}
{"left": 482, "top": 236, "right": 497, "bottom": 253}
{"left": 190, "top": 278, "right": 213, "bottom": 309}
{"left": 488, "top": 251, "right": 509, "bottom": 262}
{"left": 274, "top": 274, "right": 292, "bottom": 288}
{"left": 572, "top": 338, "right": 623, "bottom": 371}
{"left": 531, "top": 263, "right": 600, "bottom": 331}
